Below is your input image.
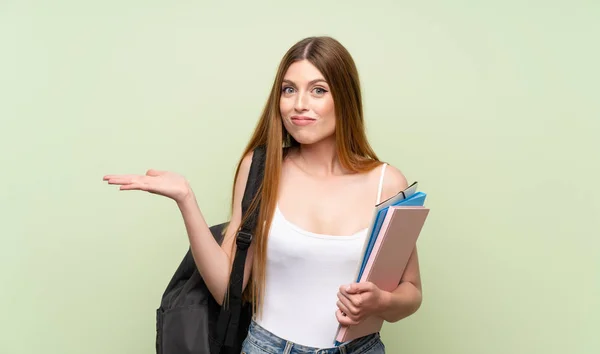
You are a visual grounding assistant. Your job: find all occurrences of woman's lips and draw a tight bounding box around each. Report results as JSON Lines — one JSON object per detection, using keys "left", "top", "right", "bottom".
{"left": 291, "top": 116, "right": 316, "bottom": 126}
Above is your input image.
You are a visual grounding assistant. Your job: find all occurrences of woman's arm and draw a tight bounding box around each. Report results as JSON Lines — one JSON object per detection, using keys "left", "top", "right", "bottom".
{"left": 178, "top": 152, "right": 255, "bottom": 305}
{"left": 375, "top": 164, "right": 423, "bottom": 322}
{"left": 336, "top": 164, "right": 423, "bottom": 325}
{"left": 376, "top": 247, "right": 422, "bottom": 322}
{"left": 103, "top": 152, "right": 255, "bottom": 306}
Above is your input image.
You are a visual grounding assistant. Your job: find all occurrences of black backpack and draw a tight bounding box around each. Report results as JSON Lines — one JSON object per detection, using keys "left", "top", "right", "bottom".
{"left": 155, "top": 145, "right": 265, "bottom": 354}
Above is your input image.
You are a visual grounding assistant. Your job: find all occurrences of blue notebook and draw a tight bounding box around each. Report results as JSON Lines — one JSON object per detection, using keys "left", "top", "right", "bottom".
{"left": 354, "top": 184, "right": 427, "bottom": 282}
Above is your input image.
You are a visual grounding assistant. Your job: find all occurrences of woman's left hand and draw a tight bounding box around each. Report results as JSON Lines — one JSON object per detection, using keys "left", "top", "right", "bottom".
{"left": 336, "top": 282, "right": 388, "bottom": 326}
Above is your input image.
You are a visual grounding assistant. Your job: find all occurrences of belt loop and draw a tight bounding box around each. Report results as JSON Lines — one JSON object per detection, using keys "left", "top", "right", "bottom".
{"left": 339, "top": 345, "right": 347, "bottom": 354}
{"left": 283, "top": 341, "right": 293, "bottom": 354}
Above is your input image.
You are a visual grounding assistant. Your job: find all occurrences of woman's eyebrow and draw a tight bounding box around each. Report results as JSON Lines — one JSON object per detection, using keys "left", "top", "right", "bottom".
{"left": 282, "top": 79, "right": 328, "bottom": 86}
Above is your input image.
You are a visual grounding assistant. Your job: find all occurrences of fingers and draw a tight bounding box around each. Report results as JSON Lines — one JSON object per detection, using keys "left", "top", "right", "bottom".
{"left": 336, "top": 309, "right": 359, "bottom": 326}
{"left": 103, "top": 170, "right": 164, "bottom": 182}
{"left": 339, "top": 287, "right": 363, "bottom": 309}
{"left": 337, "top": 293, "right": 361, "bottom": 320}
{"left": 344, "top": 281, "right": 374, "bottom": 294}
{"left": 118, "top": 183, "right": 148, "bottom": 191}
{"left": 336, "top": 300, "right": 360, "bottom": 323}
{"left": 105, "top": 177, "right": 136, "bottom": 185}
{"left": 344, "top": 283, "right": 357, "bottom": 294}
{"left": 103, "top": 174, "right": 140, "bottom": 183}
{"left": 341, "top": 284, "right": 357, "bottom": 295}
{"left": 103, "top": 175, "right": 150, "bottom": 192}
{"left": 104, "top": 174, "right": 154, "bottom": 185}
{"left": 336, "top": 297, "right": 352, "bottom": 317}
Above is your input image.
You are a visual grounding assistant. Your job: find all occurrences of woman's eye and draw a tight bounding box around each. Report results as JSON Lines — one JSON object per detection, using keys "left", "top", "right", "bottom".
{"left": 313, "top": 87, "right": 327, "bottom": 95}
{"left": 282, "top": 87, "right": 294, "bottom": 94}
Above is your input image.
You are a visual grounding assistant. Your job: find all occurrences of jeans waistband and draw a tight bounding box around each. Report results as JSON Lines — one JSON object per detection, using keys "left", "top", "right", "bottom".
{"left": 246, "top": 320, "right": 382, "bottom": 353}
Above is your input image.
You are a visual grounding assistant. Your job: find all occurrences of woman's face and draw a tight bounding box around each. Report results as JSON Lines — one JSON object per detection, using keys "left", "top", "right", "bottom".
{"left": 279, "top": 60, "right": 336, "bottom": 145}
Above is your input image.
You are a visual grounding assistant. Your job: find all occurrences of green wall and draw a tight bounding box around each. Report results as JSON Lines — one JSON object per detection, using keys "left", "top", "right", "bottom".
{"left": 1, "top": 1, "right": 598, "bottom": 353}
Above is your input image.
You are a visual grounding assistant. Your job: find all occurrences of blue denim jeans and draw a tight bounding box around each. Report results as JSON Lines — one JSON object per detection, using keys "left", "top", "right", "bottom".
{"left": 241, "top": 320, "right": 386, "bottom": 354}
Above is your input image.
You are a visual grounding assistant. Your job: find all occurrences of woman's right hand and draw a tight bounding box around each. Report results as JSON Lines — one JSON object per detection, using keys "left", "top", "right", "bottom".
{"left": 103, "top": 169, "right": 192, "bottom": 204}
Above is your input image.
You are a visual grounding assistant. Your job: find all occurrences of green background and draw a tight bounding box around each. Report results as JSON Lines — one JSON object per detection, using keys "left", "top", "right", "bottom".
{"left": 1, "top": 1, "right": 598, "bottom": 353}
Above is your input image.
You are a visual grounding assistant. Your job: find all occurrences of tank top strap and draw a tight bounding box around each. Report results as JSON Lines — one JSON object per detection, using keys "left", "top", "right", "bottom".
{"left": 376, "top": 163, "right": 388, "bottom": 205}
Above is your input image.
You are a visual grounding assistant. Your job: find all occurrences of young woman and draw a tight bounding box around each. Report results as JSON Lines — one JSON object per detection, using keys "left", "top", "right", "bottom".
{"left": 104, "top": 36, "right": 422, "bottom": 354}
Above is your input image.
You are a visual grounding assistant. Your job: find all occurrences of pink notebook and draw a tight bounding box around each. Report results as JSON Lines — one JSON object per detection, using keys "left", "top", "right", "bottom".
{"left": 335, "top": 206, "right": 430, "bottom": 343}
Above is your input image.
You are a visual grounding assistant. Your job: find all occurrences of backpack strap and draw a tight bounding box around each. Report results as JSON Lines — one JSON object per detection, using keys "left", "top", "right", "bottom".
{"left": 212, "top": 145, "right": 266, "bottom": 353}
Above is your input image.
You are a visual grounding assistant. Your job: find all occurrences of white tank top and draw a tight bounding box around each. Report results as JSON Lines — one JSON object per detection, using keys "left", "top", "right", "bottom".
{"left": 254, "top": 163, "right": 388, "bottom": 348}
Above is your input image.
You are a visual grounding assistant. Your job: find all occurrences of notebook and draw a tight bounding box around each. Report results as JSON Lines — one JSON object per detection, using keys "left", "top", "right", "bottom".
{"left": 354, "top": 186, "right": 427, "bottom": 282}
{"left": 335, "top": 206, "right": 430, "bottom": 344}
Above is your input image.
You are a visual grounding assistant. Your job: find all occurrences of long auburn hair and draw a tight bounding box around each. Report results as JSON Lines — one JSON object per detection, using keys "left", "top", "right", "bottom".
{"left": 225, "top": 36, "right": 381, "bottom": 316}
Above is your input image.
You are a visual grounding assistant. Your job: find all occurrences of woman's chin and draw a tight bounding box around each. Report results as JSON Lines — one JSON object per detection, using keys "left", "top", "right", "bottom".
{"left": 287, "top": 131, "right": 334, "bottom": 146}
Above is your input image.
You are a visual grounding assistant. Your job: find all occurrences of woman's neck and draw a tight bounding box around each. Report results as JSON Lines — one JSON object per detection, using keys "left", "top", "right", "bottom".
{"left": 294, "top": 136, "right": 347, "bottom": 177}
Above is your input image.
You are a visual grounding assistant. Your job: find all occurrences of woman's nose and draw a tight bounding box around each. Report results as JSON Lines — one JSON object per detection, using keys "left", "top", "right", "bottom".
{"left": 294, "top": 92, "right": 308, "bottom": 112}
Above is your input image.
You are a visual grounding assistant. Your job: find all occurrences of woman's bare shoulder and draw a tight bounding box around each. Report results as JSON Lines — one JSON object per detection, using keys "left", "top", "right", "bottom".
{"left": 379, "top": 162, "right": 409, "bottom": 201}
